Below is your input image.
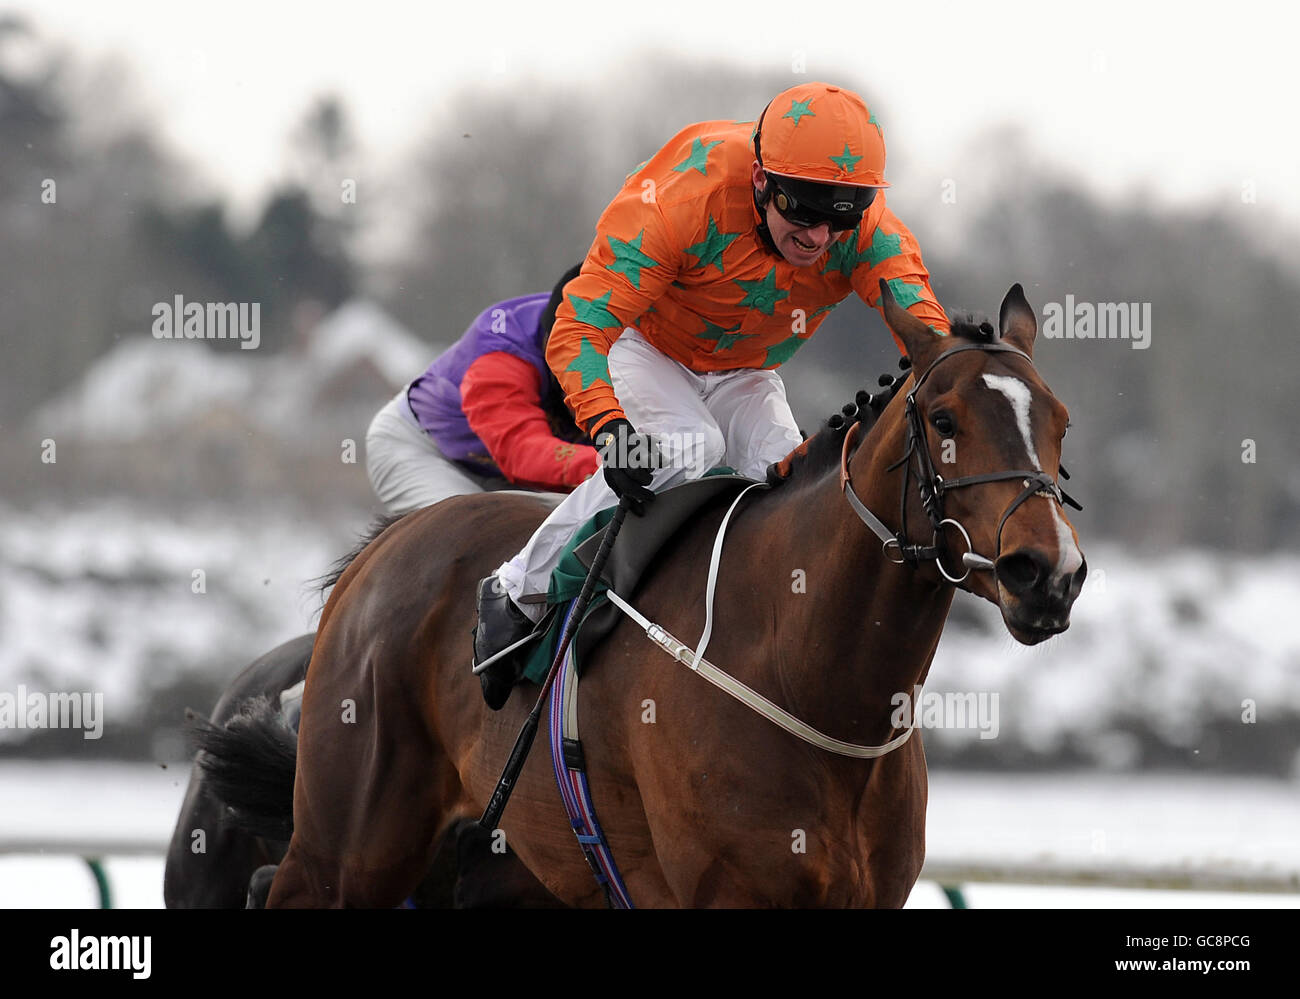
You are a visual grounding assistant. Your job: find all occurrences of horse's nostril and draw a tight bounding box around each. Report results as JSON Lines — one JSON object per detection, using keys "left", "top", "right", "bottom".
{"left": 995, "top": 551, "right": 1047, "bottom": 595}
{"left": 1068, "top": 558, "right": 1088, "bottom": 598}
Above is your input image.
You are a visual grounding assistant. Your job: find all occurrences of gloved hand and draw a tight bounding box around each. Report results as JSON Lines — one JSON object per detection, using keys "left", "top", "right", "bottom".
{"left": 594, "top": 418, "right": 659, "bottom": 515}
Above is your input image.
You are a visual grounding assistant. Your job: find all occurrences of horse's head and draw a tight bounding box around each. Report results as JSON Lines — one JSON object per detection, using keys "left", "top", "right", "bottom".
{"left": 867, "top": 280, "right": 1086, "bottom": 644}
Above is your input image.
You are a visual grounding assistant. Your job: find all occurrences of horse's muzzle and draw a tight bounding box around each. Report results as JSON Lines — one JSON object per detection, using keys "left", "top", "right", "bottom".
{"left": 995, "top": 549, "right": 1087, "bottom": 645}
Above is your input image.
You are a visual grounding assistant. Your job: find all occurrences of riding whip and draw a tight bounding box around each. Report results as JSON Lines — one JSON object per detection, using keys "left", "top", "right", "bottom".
{"left": 479, "top": 496, "right": 631, "bottom": 831}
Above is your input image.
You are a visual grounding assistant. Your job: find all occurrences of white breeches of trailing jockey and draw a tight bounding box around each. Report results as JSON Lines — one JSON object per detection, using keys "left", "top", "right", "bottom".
{"left": 495, "top": 328, "right": 803, "bottom": 620}
{"left": 366, "top": 387, "right": 556, "bottom": 515}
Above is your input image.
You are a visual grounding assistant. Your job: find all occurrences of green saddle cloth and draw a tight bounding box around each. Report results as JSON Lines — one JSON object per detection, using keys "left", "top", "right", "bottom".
{"left": 521, "top": 469, "right": 762, "bottom": 684}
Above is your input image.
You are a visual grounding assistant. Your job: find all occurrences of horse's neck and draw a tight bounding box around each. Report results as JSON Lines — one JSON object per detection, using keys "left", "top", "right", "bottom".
{"left": 728, "top": 426, "right": 953, "bottom": 747}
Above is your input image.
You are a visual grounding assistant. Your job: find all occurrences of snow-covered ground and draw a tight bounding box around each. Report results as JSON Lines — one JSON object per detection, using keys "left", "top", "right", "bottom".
{"left": 2, "top": 498, "right": 1298, "bottom": 769}
{"left": 0, "top": 762, "right": 1295, "bottom": 908}
{"left": 0, "top": 501, "right": 341, "bottom": 744}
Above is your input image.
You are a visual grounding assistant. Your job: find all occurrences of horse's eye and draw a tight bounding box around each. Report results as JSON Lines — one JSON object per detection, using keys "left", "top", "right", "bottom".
{"left": 931, "top": 413, "right": 955, "bottom": 436}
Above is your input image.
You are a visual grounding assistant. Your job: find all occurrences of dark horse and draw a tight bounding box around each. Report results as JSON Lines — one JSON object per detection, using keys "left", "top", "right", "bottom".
{"left": 167, "top": 635, "right": 564, "bottom": 907}
{"left": 265, "top": 284, "right": 1085, "bottom": 907}
{"left": 164, "top": 634, "right": 311, "bottom": 908}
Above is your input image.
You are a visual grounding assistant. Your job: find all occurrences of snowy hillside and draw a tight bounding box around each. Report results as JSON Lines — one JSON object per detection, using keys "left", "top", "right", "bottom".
{"left": 1, "top": 497, "right": 1297, "bottom": 772}
{"left": 32, "top": 299, "right": 435, "bottom": 446}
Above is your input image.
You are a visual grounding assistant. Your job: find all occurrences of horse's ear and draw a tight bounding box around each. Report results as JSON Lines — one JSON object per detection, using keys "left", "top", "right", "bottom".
{"left": 878, "top": 279, "right": 943, "bottom": 367}
{"left": 998, "top": 283, "right": 1037, "bottom": 356}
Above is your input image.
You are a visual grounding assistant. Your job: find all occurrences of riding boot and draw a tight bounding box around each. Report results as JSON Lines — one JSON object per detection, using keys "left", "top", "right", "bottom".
{"left": 473, "top": 575, "right": 540, "bottom": 710}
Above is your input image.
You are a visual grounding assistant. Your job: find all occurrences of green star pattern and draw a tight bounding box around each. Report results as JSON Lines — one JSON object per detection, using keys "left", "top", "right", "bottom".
{"left": 822, "top": 231, "right": 867, "bottom": 279}
{"left": 861, "top": 228, "right": 902, "bottom": 268}
{"left": 884, "top": 278, "right": 925, "bottom": 310}
{"left": 695, "top": 319, "right": 752, "bottom": 353}
{"left": 783, "top": 98, "right": 816, "bottom": 124}
{"left": 566, "top": 289, "right": 621, "bottom": 331}
{"left": 869, "top": 110, "right": 881, "bottom": 135}
{"left": 684, "top": 216, "right": 740, "bottom": 273}
{"left": 606, "top": 230, "right": 659, "bottom": 289}
{"left": 564, "top": 337, "right": 612, "bottom": 390}
{"left": 829, "top": 143, "right": 863, "bottom": 174}
{"left": 673, "top": 138, "right": 724, "bottom": 176}
{"left": 809, "top": 302, "right": 838, "bottom": 321}
{"left": 734, "top": 268, "right": 789, "bottom": 315}
{"left": 764, "top": 335, "right": 808, "bottom": 366}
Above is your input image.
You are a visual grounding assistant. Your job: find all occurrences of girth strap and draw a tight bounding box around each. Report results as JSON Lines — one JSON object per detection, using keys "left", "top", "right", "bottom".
{"left": 548, "top": 601, "right": 635, "bottom": 909}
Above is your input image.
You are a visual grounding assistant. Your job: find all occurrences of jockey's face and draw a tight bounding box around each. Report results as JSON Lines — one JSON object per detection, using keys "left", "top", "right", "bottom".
{"left": 752, "top": 163, "right": 835, "bottom": 266}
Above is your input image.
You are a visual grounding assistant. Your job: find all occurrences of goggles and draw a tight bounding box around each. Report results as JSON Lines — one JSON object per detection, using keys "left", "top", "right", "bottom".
{"left": 769, "top": 175, "right": 876, "bottom": 232}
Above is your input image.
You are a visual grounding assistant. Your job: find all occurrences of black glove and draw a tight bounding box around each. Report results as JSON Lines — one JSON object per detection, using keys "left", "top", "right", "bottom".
{"left": 595, "top": 418, "right": 658, "bottom": 515}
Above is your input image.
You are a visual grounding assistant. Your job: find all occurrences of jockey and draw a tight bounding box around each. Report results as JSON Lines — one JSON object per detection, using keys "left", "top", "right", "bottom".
{"left": 474, "top": 81, "right": 951, "bottom": 709}
{"left": 366, "top": 264, "right": 599, "bottom": 514}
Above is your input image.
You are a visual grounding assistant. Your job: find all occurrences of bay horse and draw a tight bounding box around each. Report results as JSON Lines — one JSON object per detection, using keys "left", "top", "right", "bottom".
{"left": 168, "top": 631, "right": 564, "bottom": 907}
{"left": 267, "top": 282, "right": 1085, "bottom": 908}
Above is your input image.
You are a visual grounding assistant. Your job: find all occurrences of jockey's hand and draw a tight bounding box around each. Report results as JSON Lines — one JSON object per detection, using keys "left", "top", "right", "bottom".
{"left": 595, "top": 418, "right": 658, "bottom": 515}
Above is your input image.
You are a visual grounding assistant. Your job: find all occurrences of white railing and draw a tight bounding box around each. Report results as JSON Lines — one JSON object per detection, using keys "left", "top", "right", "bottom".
{"left": 4, "top": 836, "right": 1298, "bottom": 907}
{"left": 920, "top": 858, "right": 1300, "bottom": 896}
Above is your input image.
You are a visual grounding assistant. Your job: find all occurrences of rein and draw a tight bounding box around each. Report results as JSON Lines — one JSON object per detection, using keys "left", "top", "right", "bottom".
{"left": 841, "top": 342, "right": 1082, "bottom": 585}
{"left": 607, "top": 481, "right": 918, "bottom": 759}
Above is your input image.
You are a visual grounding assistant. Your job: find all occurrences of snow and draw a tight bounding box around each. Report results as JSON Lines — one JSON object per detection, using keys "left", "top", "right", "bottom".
{"left": 922, "top": 543, "right": 1300, "bottom": 763}
{"left": 2, "top": 498, "right": 1299, "bottom": 769}
{"left": 31, "top": 298, "right": 438, "bottom": 445}
{"left": 0, "top": 762, "right": 1295, "bottom": 908}
{"left": 304, "top": 299, "right": 431, "bottom": 387}
{"left": 34, "top": 338, "right": 255, "bottom": 443}
{"left": 0, "top": 501, "right": 338, "bottom": 730}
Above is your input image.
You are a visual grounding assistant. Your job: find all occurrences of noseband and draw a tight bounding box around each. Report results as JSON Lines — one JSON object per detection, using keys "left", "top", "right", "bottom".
{"left": 840, "top": 342, "right": 1083, "bottom": 585}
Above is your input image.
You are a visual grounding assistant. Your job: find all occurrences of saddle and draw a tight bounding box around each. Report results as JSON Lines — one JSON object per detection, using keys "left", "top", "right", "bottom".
{"left": 520, "top": 472, "right": 762, "bottom": 684}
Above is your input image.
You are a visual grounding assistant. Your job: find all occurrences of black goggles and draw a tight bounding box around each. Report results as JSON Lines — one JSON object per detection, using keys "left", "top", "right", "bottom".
{"left": 769, "top": 176, "right": 876, "bottom": 232}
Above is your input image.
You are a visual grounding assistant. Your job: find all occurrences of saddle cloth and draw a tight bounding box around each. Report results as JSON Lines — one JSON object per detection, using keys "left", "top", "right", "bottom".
{"left": 520, "top": 471, "right": 762, "bottom": 684}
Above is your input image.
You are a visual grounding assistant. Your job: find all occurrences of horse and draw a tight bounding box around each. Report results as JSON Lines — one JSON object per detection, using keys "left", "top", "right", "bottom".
{"left": 167, "top": 633, "right": 565, "bottom": 907}
{"left": 265, "top": 282, "right": 1086, "bottom": 908}
{"left": 164, "top": 634, "right": 313, "bottom": 908}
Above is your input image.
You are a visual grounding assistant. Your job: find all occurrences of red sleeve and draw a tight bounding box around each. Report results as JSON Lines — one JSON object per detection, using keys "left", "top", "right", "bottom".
{"left": 461, "top": 352, "right": 601, "bottom": 491}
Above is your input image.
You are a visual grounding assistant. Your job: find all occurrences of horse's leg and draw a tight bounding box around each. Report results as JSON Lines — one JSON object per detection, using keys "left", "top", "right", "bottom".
{"left": 245, "top": 863, "right": 278, "bottom": 909}
{"left": 266, "top": 632, "right": 465, "bottom": 908}
{"left": 164, "top": 770, "right": 272, "bottom": 908}
{"left": 449, "top": 819, "right": 566, "bottom": 908}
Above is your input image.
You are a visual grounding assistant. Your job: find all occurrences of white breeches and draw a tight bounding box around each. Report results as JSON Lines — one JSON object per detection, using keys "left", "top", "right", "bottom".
{"left": 366, "top": 388, "right": 553, "bottom": 515}
{"left": 495, "top": 328, "right": 802, "bottom": 619}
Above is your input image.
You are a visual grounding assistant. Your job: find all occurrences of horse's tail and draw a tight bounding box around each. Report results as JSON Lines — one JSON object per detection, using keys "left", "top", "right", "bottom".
{"left": 187, "top": 696, "right": 297, "bottom": 842}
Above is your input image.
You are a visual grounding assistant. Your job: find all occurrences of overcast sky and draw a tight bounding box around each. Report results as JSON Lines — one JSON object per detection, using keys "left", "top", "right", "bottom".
{"left": 13, "top": 0, "right": 1298, "bottom": 241}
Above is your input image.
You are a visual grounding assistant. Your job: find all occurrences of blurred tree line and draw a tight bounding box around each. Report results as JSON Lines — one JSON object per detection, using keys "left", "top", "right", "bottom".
{"left": 1, "top": 15, "right": 1295, "bottom": 554}
{"left": 0, "top": 15, "right": 353, "bottom": 426}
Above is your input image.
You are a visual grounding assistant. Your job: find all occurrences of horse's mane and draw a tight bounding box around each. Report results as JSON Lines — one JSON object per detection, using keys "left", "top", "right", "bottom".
{"left": 947, "top": 311, "right": 997, "bottom": 343}
{"left": 314, "top": 512, "right": 405, "bottom": 601}
{"left": 769, "top": 386, "right": 894, "bottom": 489}
{"left": 770, "top": 308, "right": 996, "bottom": 487}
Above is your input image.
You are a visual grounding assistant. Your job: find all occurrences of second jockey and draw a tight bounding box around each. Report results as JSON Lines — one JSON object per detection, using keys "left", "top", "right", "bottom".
{"left": 474, "top": 81, "right": 952, "bottom": 709}
{"left": 366, "top": 265, "right": 599, "bottom": 514}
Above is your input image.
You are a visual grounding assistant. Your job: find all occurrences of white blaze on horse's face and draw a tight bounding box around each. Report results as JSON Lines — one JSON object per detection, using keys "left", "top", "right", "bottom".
{"left": 980, "top": 373, "right": 1084, "bottom": 580}
{"left": 980, "top": 374, "right": 1039, "bottom": 469}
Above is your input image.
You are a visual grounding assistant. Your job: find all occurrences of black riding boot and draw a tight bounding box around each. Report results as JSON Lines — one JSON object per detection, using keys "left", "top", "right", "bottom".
{"left": 473, "top": 575, "right": 538, "bottom": 710}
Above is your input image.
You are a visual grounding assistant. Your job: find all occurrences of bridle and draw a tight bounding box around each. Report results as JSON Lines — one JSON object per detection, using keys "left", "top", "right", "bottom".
{"left": 840, "top": 341, "right": 1083, "bottom": 585}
